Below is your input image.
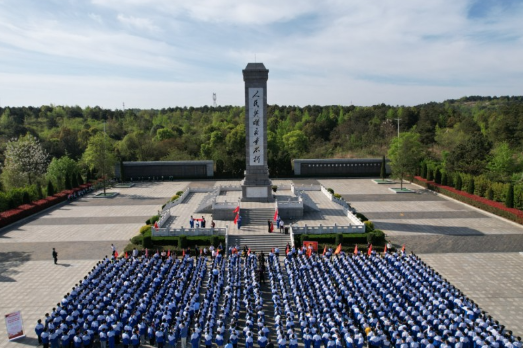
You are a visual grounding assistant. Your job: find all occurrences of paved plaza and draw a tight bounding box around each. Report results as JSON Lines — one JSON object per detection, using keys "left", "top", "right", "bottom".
{"left": 1, "top": 178, "right": 523, "bottom": 346}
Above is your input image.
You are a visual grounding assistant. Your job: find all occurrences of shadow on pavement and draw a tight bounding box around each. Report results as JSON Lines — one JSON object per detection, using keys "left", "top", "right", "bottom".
{"left": 0, "top": 251, "right": 32, "bottom": 282}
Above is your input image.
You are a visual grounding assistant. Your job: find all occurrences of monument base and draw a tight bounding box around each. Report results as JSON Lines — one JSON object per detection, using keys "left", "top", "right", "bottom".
{"left": 241, "top": 182, "right": 274, "bottom": 202}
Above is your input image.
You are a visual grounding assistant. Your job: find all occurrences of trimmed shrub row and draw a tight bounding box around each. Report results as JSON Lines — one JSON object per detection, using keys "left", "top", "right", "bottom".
{"left": 0, "top": 184, "right": 93, "bottom": 229}
{"left": 135, "top": 229, "right": 225, "bottom": 250}
{"left": 413, "top": 176, "right": 523, "bottom": 225}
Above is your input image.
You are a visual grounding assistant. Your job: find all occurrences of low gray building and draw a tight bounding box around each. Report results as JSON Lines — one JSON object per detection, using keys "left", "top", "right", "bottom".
{"left": 293, "top": 158, "right": 390, "bottom": 177}
{"left": 115, "top": 161, "right": 214, "bottom": 180}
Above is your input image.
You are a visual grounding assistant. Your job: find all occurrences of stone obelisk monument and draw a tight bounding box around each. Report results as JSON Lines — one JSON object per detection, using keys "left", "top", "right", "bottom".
{"left": 241, "top": 63, "right": 273, "bottom": 202}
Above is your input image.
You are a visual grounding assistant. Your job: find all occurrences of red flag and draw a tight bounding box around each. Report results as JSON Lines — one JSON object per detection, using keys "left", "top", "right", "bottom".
{"left": 247, "top": 248, "right": 251, "bottom": 255}
{"left": 285, "top": 245, "right": 290, "bottom": 255}
{"left": 334, "top": 243, "right": 342, "bottom": 255}
{"left": 234, "top": 213, "right": 239, "bottom": 224}
{"left": 323, "top": 245, "right": 327, "bottom": 256}
{"left": 233, "top": 206, "right": 240, "bottom": 213}
{"left": 353, "top": 245, "right": 358, "bottom": 255}
{"left": 167, "top": 250, "right": 171, "bottom": 257}
{"left": 125, "top": 251, "right": 128, "bottom": 259}
{"left": 217, "top": 249, "right": 220, "bottom": 255}
{"left": 401, "top": 244, "right": 405, "bottom": 253}
{"left": 383, "top": 245, "right": 387, "bottom": 254}
{"left": 114, "top": 250, "right": 119, "bottom": 258}
{"left": 273, "top": 209, "right": 278, "bottom": 221}
{"left": 270, "top": 222, "right": 274, "bottom": 232}
{"left": 145, "top": 248, "right": 148, "bottom": 257}
{"left": 367, "top": 244, "right": 373, "bottom": 256}
{"left": 306, "top": 247, "right": 312, "bottom": 258}
{"left": 182, "top": 249, "right": 185, "bottom": 257}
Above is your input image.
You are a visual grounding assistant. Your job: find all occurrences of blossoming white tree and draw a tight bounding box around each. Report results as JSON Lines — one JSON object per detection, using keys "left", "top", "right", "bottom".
{"left": 1, "top": 135, "right": 49, "bottom": 189}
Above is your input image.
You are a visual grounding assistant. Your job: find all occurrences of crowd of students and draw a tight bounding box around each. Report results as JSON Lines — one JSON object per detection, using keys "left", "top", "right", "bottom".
{"left": 35, "top": 249, "right": 521, "bottom": 348}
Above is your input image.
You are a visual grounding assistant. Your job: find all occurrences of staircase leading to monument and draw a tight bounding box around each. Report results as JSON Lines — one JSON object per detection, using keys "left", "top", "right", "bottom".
{"left": 241, "top": 208, "right": 274, "bottom": 226}
{"left": 228, "top": 233, "right": 290, "bottom": 254}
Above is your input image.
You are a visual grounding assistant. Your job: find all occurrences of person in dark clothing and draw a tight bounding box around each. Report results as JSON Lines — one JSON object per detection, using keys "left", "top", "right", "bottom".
{"left": 52, "top": 248, "right": 58, "bottom": 264}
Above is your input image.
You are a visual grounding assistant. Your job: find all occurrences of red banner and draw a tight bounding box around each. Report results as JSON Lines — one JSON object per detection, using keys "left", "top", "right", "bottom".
{"left": 302, "top": 241, "right": 318, "bottom": 252}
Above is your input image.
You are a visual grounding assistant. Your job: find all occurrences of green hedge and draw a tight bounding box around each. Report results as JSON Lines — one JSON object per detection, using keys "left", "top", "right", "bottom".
{"left": 414, "top": 177, "right": 523, "bottom": 225}
{"left": 0, "top": 185, "right": 41, "bottom": 212}
{"left": 145, "top": 215, "right": 160, "bottom": 225}
{"left": 355, "top": 212, "right": 368, "bottom": 222}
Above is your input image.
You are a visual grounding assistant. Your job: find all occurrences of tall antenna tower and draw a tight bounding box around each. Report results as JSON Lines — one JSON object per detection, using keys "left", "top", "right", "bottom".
{"left": 213, "top": 93, "right": 217, "bottom": 107}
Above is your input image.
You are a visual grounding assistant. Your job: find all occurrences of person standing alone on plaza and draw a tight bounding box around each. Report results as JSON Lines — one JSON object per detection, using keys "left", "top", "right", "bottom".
{"left": 52, "top": 248, "right": 58, "bottom": 264}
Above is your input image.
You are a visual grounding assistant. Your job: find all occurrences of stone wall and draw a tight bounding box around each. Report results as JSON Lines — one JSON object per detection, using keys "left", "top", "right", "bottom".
{"left": 116, "top": 161, "right": 213, "bottom": 180}
{"left": 293, "top": 158, "right": 390, "bottom": 177}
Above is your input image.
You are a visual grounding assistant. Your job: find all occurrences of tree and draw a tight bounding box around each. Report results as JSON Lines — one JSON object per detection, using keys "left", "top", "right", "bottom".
{"left": 434, "top": 168, "right": 442, "bottom": 184}
{"left": 71, "top": 173, "right": 79, "bottom": 188}
{"left": 455, "top": 174, "right": 463, "bottom": 191}
{"left": 420, "top": 163, "right": 427, "bottom": 179}
{"left": 1, "top": 134, "right": 49, "bottom": 189}
{"left": 387, "top": 132, "right": 423, "bottom": 189}
{"left": 446, "top": 135, "right": 491, "bottom": 175}
{"left": 380, "top": 155, "right": 386, "bottom": 180}
{"left": 505, "top": 183, "right": 514, "bottom": 208}
{"left": 282, "top": 130, "right": 308, "bottom": 158}
{"left": 77, "top": 172, "right": 84, "bottom": 185}
{"left": 46, "top": 156, "right": 79, "bottom": 191}
{"left": 47, "top": 180, "right": 55, "bottom": 196}
{"left": 486, "top": 142, "right": 516, "bottom": 182}
{"left": 64, "top": 173, "right": 72, "bottom": 190}
{"left": 82, "top": 132, "right": 116, "bottom": 195}
{"left": 466, "top": 177, "right": 475, "bottom": 195}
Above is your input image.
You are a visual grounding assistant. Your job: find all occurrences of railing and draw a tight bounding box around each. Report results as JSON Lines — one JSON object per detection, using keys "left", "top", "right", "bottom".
{"left": 294, "top": 184, "right": 322, "bottom": 191}
{"left": 212, "top": 200, "right": 238, "bottom": 209}
{"left": 195, "top": 188, "right": 218, "bottom": 211}
{"left": 289, "top": 224, "right": 295, "bottom": 247}
{"left": 225, "top": 224, "right": 229, "bottom": 258}
{"left": 276, "top": 196, "right": 303, "bottom": 209}
{"left": 152, "top": 227, "right": 227, "bottom": 236}
{"left": 157, "top": 209, "right": 171, "bottom": 228}
{"left": 218, "top": 185, "right": 242, "bottom": 191}
{"left": 162, "top": 188, "right": 190, "bottom": 212}
{"left": 291, "top": 223, "right": 365, "bottom": 234}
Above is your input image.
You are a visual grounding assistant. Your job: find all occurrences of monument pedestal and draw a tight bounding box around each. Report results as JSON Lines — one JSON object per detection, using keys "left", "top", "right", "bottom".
{"left": 241, "top": 169, "right": 273, "bottom": 202}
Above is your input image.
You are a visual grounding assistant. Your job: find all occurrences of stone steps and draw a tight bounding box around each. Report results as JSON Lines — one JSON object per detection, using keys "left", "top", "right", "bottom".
{"left": 241, "top": 208, "right": 275, "bottom": 226}
{"left": 229, "top": 234, "right": 290, "bottom": 254}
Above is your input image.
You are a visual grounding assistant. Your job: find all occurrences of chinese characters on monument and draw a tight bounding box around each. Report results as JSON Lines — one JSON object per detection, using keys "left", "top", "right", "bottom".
{"left": 248, "top": 88, "right": 264, "bottom": 166}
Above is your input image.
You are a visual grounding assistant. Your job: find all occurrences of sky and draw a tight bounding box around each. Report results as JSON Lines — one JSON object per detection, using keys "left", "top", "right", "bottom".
{"left": 0, "top": 0, "right": 522, "bottom": 109}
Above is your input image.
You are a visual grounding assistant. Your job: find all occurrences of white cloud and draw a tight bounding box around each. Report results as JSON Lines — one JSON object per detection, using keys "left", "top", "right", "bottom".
{"left": 116, "top": 14, "right": 161, "bottom": 33}
{"left": 88, "top": 13, "right": 103, "bottom": 24}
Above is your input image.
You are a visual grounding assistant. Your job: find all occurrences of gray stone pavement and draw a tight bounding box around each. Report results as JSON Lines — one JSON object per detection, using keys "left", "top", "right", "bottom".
{"left": 2, "top": 178, "right": 523, "bottom": 345}
{"left": 420, "top": 253, "right": 523, "bottom": 337}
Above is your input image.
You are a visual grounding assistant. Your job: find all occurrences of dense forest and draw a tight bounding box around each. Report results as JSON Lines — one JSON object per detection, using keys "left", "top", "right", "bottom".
{"left": 1, "top": 95, "right": 523, "bottom": 210}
